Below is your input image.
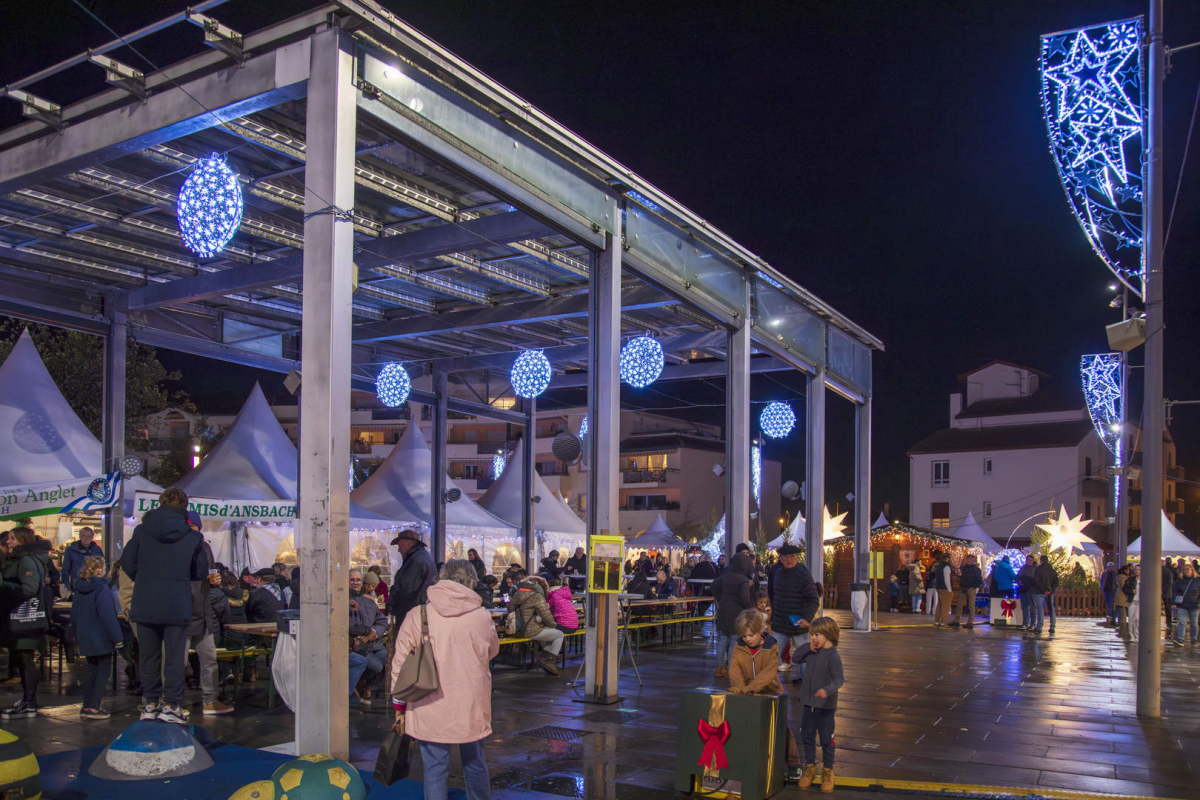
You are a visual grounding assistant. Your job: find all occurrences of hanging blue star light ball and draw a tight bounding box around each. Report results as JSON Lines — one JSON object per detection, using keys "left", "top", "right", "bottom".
{"left": 177, "top": 153, "right": 244, "bottom": 257}
{"left": 619, "top": 336, "right": 664, "bottom": 388}
{"left": 375, "top": 363, "right": 411, "bottom": 407}
{"left": 759, "top": 401, "right": 796, "bottom": 439}
{"left": 511, "top": 350, "right": 552, "bottom": 398}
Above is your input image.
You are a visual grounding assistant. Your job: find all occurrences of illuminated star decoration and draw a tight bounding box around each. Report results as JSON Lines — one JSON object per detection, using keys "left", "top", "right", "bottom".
{"left": 822, "top": 507, "right": 849, "bottom": 541}
{"left": 177, "top": 153, "right": 243, "bottom": 257}
{"left": 760, "top": 402, "right": 796, "bottom": 439}
{"left": 1041, "top": 18, "right": 1144, "bottom": 295}
{"left": 1036, "top": 504, "right": 1096, "bottom": 555}
{"left": 375, "top": 362, "right": 411, "bottom": 408}
{"left": 510, "top": 350, "right": 552, "bottom": 398}
{"left": 620, "top": 336, "right": 665, "bottom": 388}
{"left": 1080, "top": 353, "right": 1122, "bottom": 453}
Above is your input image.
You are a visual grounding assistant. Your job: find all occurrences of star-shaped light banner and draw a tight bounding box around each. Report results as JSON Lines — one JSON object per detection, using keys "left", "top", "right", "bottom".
{"left": 822, "top": 507, "right": 849, "bottom": 541}
{"left": 1036, "top": 505, "right": 1097, "bottom": 555}
{"left": 1081, "top": 353, "right": 1122, "bottom": 454}
{"left": 1041, "top": 17, "right": 1144, "bottom": 296}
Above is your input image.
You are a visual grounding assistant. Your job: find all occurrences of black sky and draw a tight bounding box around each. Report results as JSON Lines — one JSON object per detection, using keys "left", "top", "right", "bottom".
{"left": 3, "top": 1, "right": 1199, "bottom": 523}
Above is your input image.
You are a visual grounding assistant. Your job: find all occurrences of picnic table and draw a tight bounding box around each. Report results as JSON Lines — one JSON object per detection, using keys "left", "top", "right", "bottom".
{"left": 224, "top": 622, "right": 281, "bottom": 707}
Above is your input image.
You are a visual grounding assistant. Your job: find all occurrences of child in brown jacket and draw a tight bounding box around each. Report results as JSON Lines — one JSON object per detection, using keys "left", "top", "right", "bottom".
{"left": 728, "top": 608, "right": 804, "bottom": 781}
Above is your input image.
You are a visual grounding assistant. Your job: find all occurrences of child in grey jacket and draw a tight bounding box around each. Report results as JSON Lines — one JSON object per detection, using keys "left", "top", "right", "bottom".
{"left": 792, "top": 616, "right": 844, "bottom": 793}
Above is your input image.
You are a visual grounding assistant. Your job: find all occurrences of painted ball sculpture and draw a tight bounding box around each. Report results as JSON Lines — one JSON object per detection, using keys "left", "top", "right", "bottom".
{"left": 271, "top": 754, "right": 365, "bottom": 800}
{"left": 0, "top": 729, "right": 41, "bottom": 799}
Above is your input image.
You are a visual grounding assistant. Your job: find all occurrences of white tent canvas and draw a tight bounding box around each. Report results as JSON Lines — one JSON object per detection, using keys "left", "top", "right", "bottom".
{"left": 872, "top": 512, "right": 890, "bottom": 529}
{"left": 951, "top": 511, "right": 1004, "bottom": 553}
{"left": 629, "top": 513, "right": 689, "bottom": 549}
{"left": 351, "top": 421, "right": 519, "bottom": 572}
{"left": 0, "top": 329, "right": 162, "bottom": 528}
{"left": 768, "top": 513, "right": 805, "bottom": 548}
{"left": 478, "top": 439, "right": 585, "bottom": 561}
{"left": 1128, "top": 512, "right": 1200, "bottom": 557}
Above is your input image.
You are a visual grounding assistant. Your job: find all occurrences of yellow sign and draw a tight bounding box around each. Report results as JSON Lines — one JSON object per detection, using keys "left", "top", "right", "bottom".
{"left": 868, "top": 551, "right": 885, "bottom": 579}
{"left": 589, "top": 534, "right": 625, "bottom": 593}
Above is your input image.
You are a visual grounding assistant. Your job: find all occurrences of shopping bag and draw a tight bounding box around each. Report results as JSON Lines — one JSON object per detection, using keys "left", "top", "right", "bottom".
{"left": 373, "top": 729, "right": 413, "bottom": 786}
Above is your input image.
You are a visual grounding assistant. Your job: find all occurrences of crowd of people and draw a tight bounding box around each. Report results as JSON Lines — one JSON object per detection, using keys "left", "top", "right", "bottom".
{"left": 1102, "top": 557, "right": 1200, "bottom": 645}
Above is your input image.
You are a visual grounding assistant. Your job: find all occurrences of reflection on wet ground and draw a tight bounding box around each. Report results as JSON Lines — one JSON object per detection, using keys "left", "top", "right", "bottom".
{"left": 4, "top": 611, "right": 1198, "bottom": 799}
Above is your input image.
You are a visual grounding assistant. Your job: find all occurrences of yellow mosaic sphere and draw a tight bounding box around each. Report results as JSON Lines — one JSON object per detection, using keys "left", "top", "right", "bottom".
{"left": 0, "top": 729, "right": 41, "bottom": 800}
{"left": 268, "top": 754, "right": 365, "bottom": 800}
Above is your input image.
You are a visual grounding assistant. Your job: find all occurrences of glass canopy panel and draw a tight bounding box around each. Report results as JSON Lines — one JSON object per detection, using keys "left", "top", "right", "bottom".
{"left": 827, "top": 327, "right": 871, "bottom": 395}
{"left": 753, "top": 277, "right": 825, "bottom": 368}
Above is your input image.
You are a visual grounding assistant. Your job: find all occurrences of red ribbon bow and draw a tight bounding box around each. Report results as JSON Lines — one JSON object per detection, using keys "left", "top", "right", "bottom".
{"left": 1000, "top": 599, "right": 1017, "bottom": 618}
{"left": 696, "top": 720, "right": 730, "bottom": 771}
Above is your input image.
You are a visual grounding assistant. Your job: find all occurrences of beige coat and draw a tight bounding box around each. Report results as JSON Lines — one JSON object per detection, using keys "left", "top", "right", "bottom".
{"left": 906, "top": 563, "right": 925, "bottom": 593}
{"left": 390, "top": 580, "right": 499, "bottom": 744}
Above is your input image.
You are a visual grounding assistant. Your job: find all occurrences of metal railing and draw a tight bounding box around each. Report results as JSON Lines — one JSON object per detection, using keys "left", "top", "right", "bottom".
{"left": 621, "top": 468, "right": 676, "bottom": 484}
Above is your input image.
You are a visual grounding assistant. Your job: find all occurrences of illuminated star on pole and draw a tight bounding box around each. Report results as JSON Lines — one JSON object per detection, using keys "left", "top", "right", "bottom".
{"left": 1036, "top": 505, "right": 1096, "bottom": 555}
{"left": 823, "top": 507, "right": 849, "bottom": 541}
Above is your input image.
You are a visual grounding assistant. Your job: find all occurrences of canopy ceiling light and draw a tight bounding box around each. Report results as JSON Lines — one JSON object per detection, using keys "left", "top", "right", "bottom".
{"left": 619, "top": 336, "right": 664, "bottom": 388}
{"left": 759, "top": 401, "right": 796, "bottom": 439}
{"left": 375, "top": 362, "right": 411, "bottom": 408}
{"left": 511, "top": 350, "right": 552, "bottom": 398}
{"left": 177, "top": 153, "right": 243, "bottom": 258}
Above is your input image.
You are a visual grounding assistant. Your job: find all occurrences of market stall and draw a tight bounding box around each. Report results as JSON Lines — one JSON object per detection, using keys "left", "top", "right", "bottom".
{"left": 1128, "top": 511, "right": 1200, "bottom": 559}
{"left": 350, "top": 421, "right": 519, "bottom": 573}
{"left": 627, "top": 513, "right": 690, "bottom": 567}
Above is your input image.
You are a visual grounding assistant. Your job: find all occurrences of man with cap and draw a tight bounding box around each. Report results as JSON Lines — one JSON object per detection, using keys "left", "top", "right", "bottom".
{"left": 386, "top": 529, "right": 437, "bottom": 627}
{"left": 768, "top": 543, "right": 820, "bottom": 681}
{"left": 245, "top": 567, "right": 287, "bottom": 623}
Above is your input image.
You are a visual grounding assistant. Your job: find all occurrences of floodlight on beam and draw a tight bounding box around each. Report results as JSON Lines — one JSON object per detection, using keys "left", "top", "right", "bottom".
{"left": 1106, "top": 317, "right": 1145, "bottom": 351}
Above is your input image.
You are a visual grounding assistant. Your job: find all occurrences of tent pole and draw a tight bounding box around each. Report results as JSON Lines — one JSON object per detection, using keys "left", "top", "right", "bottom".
{"left": 725, "top": 310, "right": 751, "bottom": 559}
{"left": 101, "top": 292, "right": 127, "bottom": 561}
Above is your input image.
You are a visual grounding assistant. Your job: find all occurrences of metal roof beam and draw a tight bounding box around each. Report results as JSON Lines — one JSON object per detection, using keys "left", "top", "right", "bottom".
{"left": 550, "top": 354, "right": 795, "bottom": 389}
{"left": 0, "top": 37, "right": 312, "bottom": 195}
{"left": 353, "top": 283, "right": 672, "bottom": 343}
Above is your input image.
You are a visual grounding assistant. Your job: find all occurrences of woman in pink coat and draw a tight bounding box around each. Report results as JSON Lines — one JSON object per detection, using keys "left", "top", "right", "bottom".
{"left": 391, "top": 559, "right": 499, "bottom": 799}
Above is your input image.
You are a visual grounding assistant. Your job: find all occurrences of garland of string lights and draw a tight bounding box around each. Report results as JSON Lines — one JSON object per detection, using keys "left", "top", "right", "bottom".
{"left": 375, "top": 363, "right": 411, "bottom": 408}
{"left": 826, "top": 521, "right": 983, "bottom": 563}
{"left": 759, "top": 402, "right": 796, "bottom": 439}
{"left": 751, "top": 444, "right": 762, "bottom": 508}
{"left": 1081, "top": 353, "right": 1122, "bottom": 453}
{"left": 177, "top": 153, "right": 244, "bottom": 257}
{"left": 493, "top": 452, "right": 506, "bottom": 479}
{"left": 1040, "top": 18, "right": 1144, "bottom": 294}
{"left": 511, "top": 350, "right": 552, "bottom": 398}
{"left": 619, "top": 336, "right": 665, "bottom": 388}
{"left": 579, "top": 415, "right": 588, "bottom": 437}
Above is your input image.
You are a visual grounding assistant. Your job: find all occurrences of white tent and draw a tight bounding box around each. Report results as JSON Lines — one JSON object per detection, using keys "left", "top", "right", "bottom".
{"left": 351, "top": 421, "right": 519, "bottom": 573}
{"left": 629, "top": 513, "right": 689, "bottom": 550}
{"left": 768, "top": 513, "right": 805, "bottom": 548}
{"left": 0, "top": 329, "right": 161, "bottom": 540}
{"left": 872, "top": 512, "right": 890, "bottom": 529}
{"left": 1128, "top": 511, "right": 1200, "bottom": 557}
{"left": 951, "top": 511, "right": 1004, "bottom": 553}
{"left": 477, "top": 438, "right": 585, "bottom": 564}
{"left": 166, "top": 383, "right": 394, "bottom": 573}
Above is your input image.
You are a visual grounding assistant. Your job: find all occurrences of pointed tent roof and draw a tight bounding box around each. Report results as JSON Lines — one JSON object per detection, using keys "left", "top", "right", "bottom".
{"left": 477, "top": 439, "right": 585, "bottom": 537}
{"left": 0, "top": 330, "right": 162, "bottom": 500}
{"left": 951, "top": 511, "right": 1004, "bottom": 553}
{"left": 351, "top": 422, "right": 517, "bottom": 534}
{"left": 630, "top": 513, "right": 689, "bottom": 549}
{"left": 768, "top": 512, "right": 805, "bottom": 548}
{"left": 173, "top": 383, "right": 381, "bottom": 524}
{"left": 872, "top": 512, "right": 890, "bottom": 529}
{"left": 1128, "top": 511, "right": 1200, "bottom": 557}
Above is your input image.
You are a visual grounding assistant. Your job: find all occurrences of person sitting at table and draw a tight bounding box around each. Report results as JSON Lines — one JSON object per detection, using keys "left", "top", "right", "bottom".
{"left": 473, "top": 573, "right": 494, "bottom": 609}
{"left": 545, "top": 578, "right": 578, "bottom": 633}
{"left": 540, "top": 550, "right": 564, "bottom": 580}
{"left": 367, "top": 565, "right": 388, "bottom": 604}
{"left": 349, "top": 569, "right": 388, "bottom": 698}
{"left": 647, "top": 569, "right": 677, "bottom": 640}
{"left": 690, "top": 553, "right": 718, "bottom": 615}
{"left": 565, "top": 547, "right": 586, "bottom": 576}
{"left": 678, "top": 556, "right": 696, "bottom": 582}
{"left": 245, "top": 568, "right": 286, "bottom": 624}
{"left": 716, "top": 554, "right": 728, "bottom": 576}
{"left": 510, "top": 572, "right": 563, "bottom": 676}
{"left": 625, "top": 561, "right": 656, "bottom": 600}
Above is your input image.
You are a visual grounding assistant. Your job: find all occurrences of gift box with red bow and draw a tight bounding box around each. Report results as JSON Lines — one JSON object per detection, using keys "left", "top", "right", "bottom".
{"left": 673, "top": 687, "right": 787, "bottom": 799}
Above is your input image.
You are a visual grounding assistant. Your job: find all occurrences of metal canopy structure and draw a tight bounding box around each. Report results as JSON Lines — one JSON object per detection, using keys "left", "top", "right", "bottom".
{"left": 0, "top": 0, "right": 882, "bottom": 755}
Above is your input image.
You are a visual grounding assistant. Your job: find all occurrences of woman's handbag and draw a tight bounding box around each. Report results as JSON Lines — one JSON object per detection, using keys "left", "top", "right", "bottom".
{"left": 1174, "top": 579, "right": 1192, "bottom": 606}
{"left": 373, "top": 725, "right": 413, "bottom": 786}
{"left": 391, "top": 605, "right": 439, "bottom": 703}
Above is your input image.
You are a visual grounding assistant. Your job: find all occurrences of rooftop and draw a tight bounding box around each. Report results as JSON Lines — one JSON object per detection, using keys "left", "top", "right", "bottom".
{"left": 908, "top": 420, "right": 1095, "bottom": 455}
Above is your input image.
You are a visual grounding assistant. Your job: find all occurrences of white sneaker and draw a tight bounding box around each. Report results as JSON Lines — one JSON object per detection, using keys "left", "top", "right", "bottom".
{"left": 777, "top": 663, "right": 791, "bottom": 672}
{"left": 140, "top": 702, "right": 161, "bottom": 721}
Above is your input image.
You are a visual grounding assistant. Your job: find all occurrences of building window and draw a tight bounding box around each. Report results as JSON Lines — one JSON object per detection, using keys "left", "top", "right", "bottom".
{"left": 1084, "top": 501, "right": 1092, "bottom": 520}
{"left": 932, "top": 461, "right": 950, "bottom": 487}
{"left": 931, "top": 502, "right": 950, "bottom": 528}
{"left": 1085, "top": 457, "right": 1092, "bottom": 477}
{"left": 982, "top": 501, "right": 992, "bottom": 518}
{"left": 983, "top": 458, "right": 993, "bottom": 475}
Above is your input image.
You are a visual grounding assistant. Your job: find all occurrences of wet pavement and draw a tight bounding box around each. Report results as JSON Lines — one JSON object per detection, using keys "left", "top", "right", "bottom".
{"left": 3, "top": 611, "right": 1198, "bottom": 799}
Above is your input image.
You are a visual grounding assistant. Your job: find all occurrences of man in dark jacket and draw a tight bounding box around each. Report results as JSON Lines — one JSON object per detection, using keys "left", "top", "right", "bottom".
{"left": 386, "top": 529, "right": 437, "bottom": 627}
{"left": 188, "top": 568, "right": 232, "bottom": 715}
{"left": 950, "top": 554, "right": 984, "bottom": 628}
{"left": 1017, "top": 559, "right": 1039, "bottom": 631}
{"left": 689, "top": 553, "right": 718, "bottom": 615}
{"left": 710, "top": 552, "right": 754, "bottom": 678}
{"left": 1033, "top": 555, "right": 1059, "bottom": 633}
{"left": 246, "top": 568, "right": 286, "bottom": 623}
{"left": 62, "top": 526, "right": 103, "bottom": 594}
{"left": 1100, "top": 562, "right": 1118, "bottom": 625}
{"left": 768, "top": 544, "right": 820, "bottom": 679}
{"left": 121, "top": 488, "right": 208, "bottom": 724}
{"left": 564, "top": 547, "right": 586, "bottom": 576}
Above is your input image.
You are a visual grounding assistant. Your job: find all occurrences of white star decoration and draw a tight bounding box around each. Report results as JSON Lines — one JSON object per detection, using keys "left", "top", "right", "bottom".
{"left": 1036, "top": 505, "right": 1096, "bottom": 555}
{"left": 823, "top": 507, "right": 849, "bottom": 541}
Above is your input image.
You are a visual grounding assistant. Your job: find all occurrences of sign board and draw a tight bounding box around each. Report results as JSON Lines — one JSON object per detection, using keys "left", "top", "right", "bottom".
{"left": 0, "top": 473, "right": 122, "bottom": 520}
{"left": 589, "top": 534, "right": 625, "bottom": 593}
{"left": 133, "top": 491, "right": 296, "bottom": 522}
{"left": 868, "top": 551, "right": 885, "bottom": 579}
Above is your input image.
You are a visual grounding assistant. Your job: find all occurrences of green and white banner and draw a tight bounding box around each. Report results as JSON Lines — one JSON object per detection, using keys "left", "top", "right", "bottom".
{"left": 133, "top": 491, "right": 297, "bottom": 522}
{"left": 0, "top": 472, "right": 122, "bottom": 520}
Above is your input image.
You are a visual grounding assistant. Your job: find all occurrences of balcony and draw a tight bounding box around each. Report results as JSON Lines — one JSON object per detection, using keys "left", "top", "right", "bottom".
{"left": 622, "top": 468, "right": 677, "bottom": 485}
{"left": 1166, "top": 498, "right": 1185, "bottom": 515}
{"left": 1081, "top": 476, "right": 1109, "bottom": 499}
{"left": 1167, "top": 464, "right": 1185, "bottom": 480}
{"left": 621, "top": 500, "right": 680, "bottom": 512}
{"left": 351, "top": 441, "right": 374, "bottom": 455}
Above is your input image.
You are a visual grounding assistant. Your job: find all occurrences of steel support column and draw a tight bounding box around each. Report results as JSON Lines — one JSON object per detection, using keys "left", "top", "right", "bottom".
{"left": 1137, "top": 0, "right": 1165, "bottom": 719}
{"left": 806, "top": 369, "right": 827, "bottom": 587}
{"left": 853, "top": 395, "right": 872, "bottom": 631}
{"left": 585, "top": 219, "right": 621, "bottom": 702}
{"left": 522, "top": 396, "right": 537, "bottom": 569}
{"left": 296, "top": 27, "right": 356, "bottom": 758}
{"left": 430, "top": 371, "right": 448, "bottom": 565}
{"left": 725, "top": 321, "right": 751, "bottom": 557}
{"left": 101, "top": 297, "right": 127, "bottom": 561}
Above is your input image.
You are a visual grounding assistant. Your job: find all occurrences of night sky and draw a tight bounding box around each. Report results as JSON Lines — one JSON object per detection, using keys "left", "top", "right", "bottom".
{"left": 3, "top": 1, "right": 1199, "bottom": 524}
